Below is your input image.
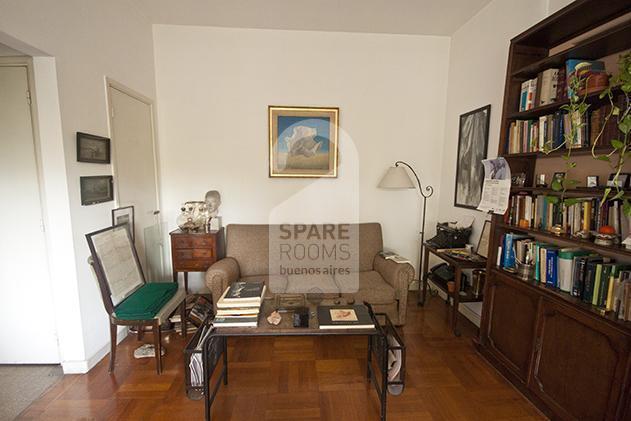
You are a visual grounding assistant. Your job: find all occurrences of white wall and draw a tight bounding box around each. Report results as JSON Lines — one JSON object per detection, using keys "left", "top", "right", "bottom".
{"left": 153, "top": 25, "right": 451, "bottom": 289}
{"left": 0, "top": 0, "right": 157, "bottom": 372}
{"left": 435, "top": 0, "right": 576, "bottom": 246}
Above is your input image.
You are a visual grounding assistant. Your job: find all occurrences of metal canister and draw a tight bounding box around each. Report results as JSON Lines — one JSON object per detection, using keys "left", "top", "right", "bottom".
{"left": 472, "top": 269, "right": 486, "bottom": 298}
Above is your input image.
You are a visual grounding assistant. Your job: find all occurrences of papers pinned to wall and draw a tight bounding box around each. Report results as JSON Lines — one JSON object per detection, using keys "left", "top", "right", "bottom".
{"left": 477, "top": 157, "right": 511, "bottom": 215}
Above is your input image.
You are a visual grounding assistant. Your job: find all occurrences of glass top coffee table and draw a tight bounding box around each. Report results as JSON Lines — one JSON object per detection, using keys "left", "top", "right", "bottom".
{"left": 193, "top": 297, "right": 404, "bottom": 421}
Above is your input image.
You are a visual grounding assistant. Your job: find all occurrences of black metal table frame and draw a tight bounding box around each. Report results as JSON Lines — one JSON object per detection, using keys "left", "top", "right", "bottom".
{"left": 201, "top": 309, "right": 395, "bottom": 421}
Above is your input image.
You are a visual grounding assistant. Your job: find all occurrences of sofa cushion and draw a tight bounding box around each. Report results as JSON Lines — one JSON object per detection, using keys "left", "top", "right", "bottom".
{"left": 356, "top": 223, "right": 383, "bottom": 272}
{"left": 286, "top": 274, "right": 340, "bottom": 295}
{"left": 226, "top": 225, "right": 271, "bottom": 276}
{"left": 226, "top": 223, "right": 383, "bottom": 276}
{"left": 240, "top": 275, "right": 288, "bottom": 296}
{"left": 115, "top": 282, "right": 178, "bottom": 320}
{"left": 338, "top": 271, "right": 395, "bottom": 305}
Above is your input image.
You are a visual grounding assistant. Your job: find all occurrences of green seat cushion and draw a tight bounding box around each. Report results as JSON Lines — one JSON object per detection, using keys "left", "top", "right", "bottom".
{"left": 115, "top": 282, "right": 178, "bottom": 320}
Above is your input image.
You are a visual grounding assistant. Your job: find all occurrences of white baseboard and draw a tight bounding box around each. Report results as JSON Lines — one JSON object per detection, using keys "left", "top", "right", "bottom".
{"left": 427, "top": 280, "right": 482, "bottom": 328}
{"left": 61, "top": 327, "right": 128, "bottom": 374}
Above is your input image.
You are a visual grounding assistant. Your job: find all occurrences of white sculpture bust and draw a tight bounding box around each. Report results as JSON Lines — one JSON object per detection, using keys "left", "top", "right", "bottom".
{"left": 204, "top": 190, "right": 221, "bottom": 218}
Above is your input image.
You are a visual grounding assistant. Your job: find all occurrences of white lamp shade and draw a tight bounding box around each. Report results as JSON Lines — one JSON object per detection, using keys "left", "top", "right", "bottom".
{"left": 378, "top": 166, "right": 415, "bottom": 189}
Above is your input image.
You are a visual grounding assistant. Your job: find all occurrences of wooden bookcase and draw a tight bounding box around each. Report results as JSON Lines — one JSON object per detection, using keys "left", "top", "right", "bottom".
{"left": 476, "top": 1, "right": 631, "bottom": 420}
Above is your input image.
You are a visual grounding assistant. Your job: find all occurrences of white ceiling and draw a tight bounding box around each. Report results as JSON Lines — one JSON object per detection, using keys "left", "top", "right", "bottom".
{"left": 135, "top": 0, "right": 493, "bottom": 36}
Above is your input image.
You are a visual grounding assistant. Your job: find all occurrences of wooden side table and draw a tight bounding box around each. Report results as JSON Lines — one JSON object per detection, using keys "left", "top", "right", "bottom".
{"left": 170, "top": 228, "right": 225, "bottom": 293}
{"left": 421, "top": 243, "right": 486, "bottom": 336}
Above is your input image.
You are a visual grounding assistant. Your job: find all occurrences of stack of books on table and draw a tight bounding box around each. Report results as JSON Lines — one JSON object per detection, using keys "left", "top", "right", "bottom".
{"left": 213, "top": 281, "right": 266, "bottom": 327}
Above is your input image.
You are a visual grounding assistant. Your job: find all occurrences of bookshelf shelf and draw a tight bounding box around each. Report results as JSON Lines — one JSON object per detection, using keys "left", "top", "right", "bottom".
{"left": 503, "top": 145, "right": 611, "bottom": 159}
{"left": 478, "top": 3, "right": 631, "bottom": 418}
{"left": 506, "top": 86, "right": 614, "bottom": 120}
{"left": 509, "top": 186, "right": 629, "bottom": 197}
{"left": 511, "top": 20, "right": 631, "bottom": 79}
{"left": 491, "top": 267, "right": 631, "bottom": 332}
{"left": 496, "top": 222, "right": 631, "bottom": 259}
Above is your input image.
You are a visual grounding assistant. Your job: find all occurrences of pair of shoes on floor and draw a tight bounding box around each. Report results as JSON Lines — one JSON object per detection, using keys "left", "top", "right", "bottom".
{"left": 133, "top": 344, "right": 166, "bottom": 359}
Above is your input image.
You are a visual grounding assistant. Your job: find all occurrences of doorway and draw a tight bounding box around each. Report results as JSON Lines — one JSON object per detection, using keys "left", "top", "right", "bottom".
{"left": 0, "top": 59, "right": 60, "bottom": 363}
{"left": 106, "top": 80, "right": 164, "bottom": 281}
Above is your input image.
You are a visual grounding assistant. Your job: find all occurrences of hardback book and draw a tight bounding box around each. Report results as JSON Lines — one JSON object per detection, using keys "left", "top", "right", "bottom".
{"left": 317, "top": 305, "right": 374, "bottom": 330}
{"left": 520, "top": 80, "right": 529, "bottom": 111}
{"left": 212, "top": 315, "right": 259, "bottom": 327}
{"left": 216, "top": 281, "right": 266, "bottom": 308}
{"left": 525, "top": 78, "right": 537, "bottom": 111}
{"left": 583, "top": 259, "right": 604, "bottom": 304}
{"left": 215, "top": 307, "right": 261, "bottom": 316}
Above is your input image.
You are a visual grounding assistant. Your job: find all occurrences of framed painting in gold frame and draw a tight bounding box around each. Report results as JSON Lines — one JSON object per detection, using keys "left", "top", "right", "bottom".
{"left": 269, "top": 106, "right": 339, "bottom": 178}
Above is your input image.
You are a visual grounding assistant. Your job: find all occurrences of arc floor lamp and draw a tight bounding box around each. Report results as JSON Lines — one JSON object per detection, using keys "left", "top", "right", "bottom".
{"left": 378, "top": 161, "right": 434, "bottom": 306}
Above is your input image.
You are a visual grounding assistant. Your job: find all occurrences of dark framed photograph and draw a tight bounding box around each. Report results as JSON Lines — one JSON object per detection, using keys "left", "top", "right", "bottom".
{"left": 80, "top": 176, "right": 114, "bottom": 205}
{"left": 454, "top": 105, "right": 491, "bottom": 209}
{"left": 77, "top": 132, "right": 110, "bottom": 164}
{"left": 607, "top": 173, "right": 630, "bottom": 188}
{"left": 586, "top": 175, "right": 599, "bottom": 188}
{"left": 476, "top": 220, "right": 491, "bottom": 259}
{"left": 111, "top": 205, "right": 135, "bottom": 242}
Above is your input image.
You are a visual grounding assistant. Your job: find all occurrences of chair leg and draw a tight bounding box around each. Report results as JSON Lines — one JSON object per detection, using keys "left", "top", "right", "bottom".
{"left": 153, "top": 321, "right": 162, "bottom": 374}
{"left": 137, "top": 325, "right": 144, "bottom": 341}
{"left": 180, "top": 300, "right": 187, "bottom": 337}
{"left": 109, "top": 323, "right": 117, "bottom": 373}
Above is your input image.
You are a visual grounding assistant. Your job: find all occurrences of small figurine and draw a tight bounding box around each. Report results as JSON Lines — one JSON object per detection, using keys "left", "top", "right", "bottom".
{"left": 267, "top": 310, "right": 282, "bottom": 325}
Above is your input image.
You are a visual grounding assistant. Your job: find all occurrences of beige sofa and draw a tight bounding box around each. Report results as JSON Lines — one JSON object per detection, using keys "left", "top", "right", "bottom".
{"left": 205, "top": 223, "right": 414, "bottom": 325}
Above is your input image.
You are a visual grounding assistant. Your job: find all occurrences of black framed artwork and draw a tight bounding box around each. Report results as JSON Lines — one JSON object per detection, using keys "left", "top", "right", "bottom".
{"left": 454, "top": 105, "right": 491, "bottom": 209}
{"left": 111, "top": 205, "right": 135, "bottom": 242}
{"left": 77, "top": 132, "right": 110, "bottom": 164}
{"left": 80, "top": 175, "right": 114, "bottom": 205}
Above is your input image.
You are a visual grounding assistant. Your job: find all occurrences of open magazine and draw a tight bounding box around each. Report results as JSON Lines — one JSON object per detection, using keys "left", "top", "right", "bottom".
{"left": 379, "top": 251, "right": 411, "bottom": 264}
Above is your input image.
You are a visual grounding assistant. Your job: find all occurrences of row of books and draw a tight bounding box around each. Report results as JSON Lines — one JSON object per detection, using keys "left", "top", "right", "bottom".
{"left": 506, "top": 95, "right": 623, "bottom": 154}
{"left": 499, "top": 233, "right": 631, "bottom": 320}
{"left": 506, "top": 110, "right": 589, "bottom": 154}
{"left": 213, "top": 281, "right": 266, "bottom": 327}
{"left": 517, "top": 59, "right": 607, "bottom": 112}
{"left": 519, "top": 68, "right": 561, "bottom": 111}
{"left": 505, "top": 194, "right": 627, "bottom": 237}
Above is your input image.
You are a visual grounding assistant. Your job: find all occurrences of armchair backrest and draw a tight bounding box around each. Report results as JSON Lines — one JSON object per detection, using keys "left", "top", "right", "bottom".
{"left": 226, "top": 223, "right": 383, "bottom": 276}
{"left": 86, "top": 225, "right": 145, "bottom": 314}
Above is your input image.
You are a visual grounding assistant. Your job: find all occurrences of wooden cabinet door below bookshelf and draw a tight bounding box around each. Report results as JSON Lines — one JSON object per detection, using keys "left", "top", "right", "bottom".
{"left": 483, "top": 273, "right": 539, "bottom": 382}
{"left": 530, "top": 300, "right": 631, "bottom": 421}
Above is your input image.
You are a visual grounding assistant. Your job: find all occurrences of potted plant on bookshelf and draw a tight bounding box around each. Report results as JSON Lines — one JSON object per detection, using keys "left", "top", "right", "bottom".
{"left": 542, "top": 52, "right": 631, "bottom": 221}
{"left": 591, "top": 51, "right": 631, "bottom": 214}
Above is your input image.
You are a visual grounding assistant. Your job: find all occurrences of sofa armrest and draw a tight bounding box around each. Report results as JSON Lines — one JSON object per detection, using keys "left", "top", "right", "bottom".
{"left": 205, "top": 257, "right": 241, "bottom": 304}
{"left": 374, "top": 254, "right": 414, "bottom": 325}
{"left": 374, "top": 255, "right": 414, "bottom": 299}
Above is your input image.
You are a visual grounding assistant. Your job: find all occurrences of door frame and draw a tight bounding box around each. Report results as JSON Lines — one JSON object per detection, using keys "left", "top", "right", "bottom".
{"left": 104, "top": 78, "right": 161, "bottom": 210}
{"left": 0, "top": 56, "right": 60, "bottom": 362}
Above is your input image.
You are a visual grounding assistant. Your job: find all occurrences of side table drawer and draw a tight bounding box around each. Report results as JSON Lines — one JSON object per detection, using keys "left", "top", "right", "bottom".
{"left": 176, "top": 259, "right": 214, "bottom": 271}
{"left": 172, "top": 236, "right": 214, "bottom": 249}
{"left": 175, "top": 249, "right": 214, "bottom": 260}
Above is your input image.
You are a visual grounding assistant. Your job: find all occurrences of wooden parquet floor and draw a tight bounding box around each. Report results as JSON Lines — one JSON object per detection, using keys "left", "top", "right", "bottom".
{"left": 17, "top": 293, "right": 545, "bottom": 420}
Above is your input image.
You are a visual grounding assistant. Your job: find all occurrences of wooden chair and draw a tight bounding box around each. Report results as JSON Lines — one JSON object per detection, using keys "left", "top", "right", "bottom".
{"left": 86, "top": 224, "right": 187, "bottom": 374}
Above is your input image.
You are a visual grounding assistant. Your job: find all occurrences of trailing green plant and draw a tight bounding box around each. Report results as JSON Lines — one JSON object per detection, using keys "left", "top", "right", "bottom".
{"left": 541, "top": 52, "right": 631, "bottom": 215}
{"left": 591, "top": 52, "right": 631, "bottom": 215}
{"left": 541, "top": 75, "right": 585, "bottom": 207}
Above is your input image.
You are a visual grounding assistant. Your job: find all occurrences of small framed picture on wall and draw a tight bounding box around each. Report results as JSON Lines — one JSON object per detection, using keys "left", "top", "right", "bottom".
{"left": 77, "top": 132, "right": 110, "bottom": 164}
{"left": 111, "top": 205, "right": 135, "bottom": 242}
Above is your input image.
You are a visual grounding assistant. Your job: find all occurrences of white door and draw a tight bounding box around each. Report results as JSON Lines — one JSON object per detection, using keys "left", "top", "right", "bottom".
{"left": 0, "top": 64, "right": 59, "bottom": 363}
{"left": 108, "top": 83, "right": 164, "bottom": 280}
